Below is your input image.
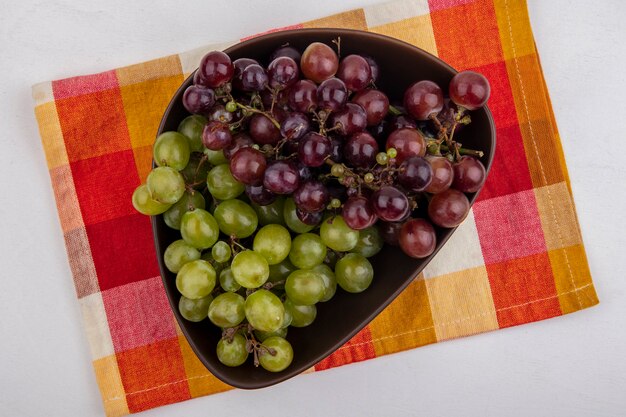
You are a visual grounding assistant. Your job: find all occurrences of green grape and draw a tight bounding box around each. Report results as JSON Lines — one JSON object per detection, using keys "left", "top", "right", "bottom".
{"left": 281, "top": 306, "right": 293, "bottom": 328}
{"left": 320, "top": 215, "right": 359, "bottom": 252}
{"left": 164, "top": 239, "right": 201, "bottom": 273}
{"left": 283, "top": 198, "right": 315, "bottom": 233}
{"left": 284, "top": 298, "right": 317, "bottom": 327}
{"left": 245, "top": 289, "right": 284, "bottom": 332}
{"left": 254, "top": 327, "right": 287, "bottom": 342}
{"left": 335, "top": 253, "right": 374, "bottom": 293}
{"left": 219, "top": 268, "right": 241, "bottom": 292}
{"left": 312, "top": 264, "right": 337, "bottom": 302}
{"left": 214, "top": 199, "right": 258, "bottom": 239}
{"left": 176, "top": 259, "right": 216, "bottom": 299}
{"left": 204, "top": 148, "right": 228, "bottom": 166}
{"left": 258, "top": 337, "right": 293, "bottom": 372}
{"left": 153, "top": 131, "right": 191, "bottom": 171}
{"left": 212, "top": 241, "right": 232, "bottom": 263}
{"left": 163, "top": 191, "right": 206, "bottom": 230}
{"left": 178, "top": 115, "right": 206, "bottom": 152}
{"left": 285, "top": 269, "right": 325, "bottom": 306}
{"left": 324, "top": 250, "right": 340, "bottom": 269}
{"left": 208, "top": 292, "right": 246, "bottom": 328}
{"left": 180, "top": 209, "right": 220, "bottom": 249}
{"left": 253, "top": 224, "right": 291, "bottom": 265}
{"left": 289, "top": 233, "right": 327, "bottom": 269}
{"left": 351, "top": 226, "right": 384, "bottom": 258}
{"left": 178, "top": 294, "right": 212, "bottom": 322}
{"left": 207, "top": 164, "right": 245, "bottom": 200}
{"left": 147, "top": 166, "right": 186, "bottom": 204}
{"left": 268, "top": 258, "right": 298, "bottom": 283}
{"left": 231, "top": 250, "right": 269, "bottom": 289}
{"left": 253, "top": 197, "right": 286, "bottom": 226}
{"left": 180, "top": 153, "right": 210, "bottom": 187}
{"left": 201, "top": 252, "right": 223, "bottom": 277}
{"left": 132, "top": 184, "right": 171, "bottom": 215}
{"left": 216, "top": 334, "right": 248, "bottom": 367}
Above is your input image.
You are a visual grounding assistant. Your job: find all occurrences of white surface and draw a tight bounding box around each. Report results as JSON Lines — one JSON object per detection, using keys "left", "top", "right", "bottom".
{"left": 1, "top": 1, "right": 625, "bottom": 416}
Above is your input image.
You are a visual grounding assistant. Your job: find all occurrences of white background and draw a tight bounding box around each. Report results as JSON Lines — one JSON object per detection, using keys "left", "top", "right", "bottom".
{"left": 1, "top": 1, "right": 625, "bottom": 416}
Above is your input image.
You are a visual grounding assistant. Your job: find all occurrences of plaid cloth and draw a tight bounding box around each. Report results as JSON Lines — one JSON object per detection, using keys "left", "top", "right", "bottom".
{"left": 32, "top": 0, "right": 598, "bottom": 416}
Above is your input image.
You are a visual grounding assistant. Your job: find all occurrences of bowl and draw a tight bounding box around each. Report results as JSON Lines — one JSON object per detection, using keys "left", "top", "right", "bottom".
{"left": 152, "top": 28, "right": 496, "bottom": 389}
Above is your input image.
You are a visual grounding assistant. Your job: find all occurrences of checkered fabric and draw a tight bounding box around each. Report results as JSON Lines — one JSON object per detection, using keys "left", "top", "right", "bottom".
{"left": 32, "top": 0, "right": 598, "bottom": 415}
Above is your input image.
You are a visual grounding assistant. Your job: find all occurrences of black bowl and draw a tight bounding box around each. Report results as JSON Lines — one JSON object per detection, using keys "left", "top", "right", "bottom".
{"left": 152, "top": 28, "right": 496, "bottom": 389}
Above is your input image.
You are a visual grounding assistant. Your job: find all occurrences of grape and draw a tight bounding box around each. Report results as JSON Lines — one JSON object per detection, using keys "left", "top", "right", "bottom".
{"left": 208, "top": 292, "right": 246, "bottom": 328}
{"left": 352, "top": 226, "right": 384, "bottom": 258}
{"left": 245, "top": 289, "right": 284, "bottom": 332}
{"left": 268, "top": 258, "right": 297, "bottom": 283}
{"left": 212, "top": 241, "right": 232, "bottom": 263}
{"left": 404, "top": 80, "right": 444, "bottom": 120}
{"left": 425, "top": 156, "right": 454, "bottom": 194}
{"left": 220, "top": 268, "right": 241, "bottom": 293}
{"left": 182, "top": 85, "right": 215, "bottom": 115}
{"left": 217, "top": 334, "right": 248, "bottom": 367}
{"left": 246, "top": 184, "right": 277, "bottom": 206}
{"left": 199, "top": 51, "right": 234, "bottom": 88}
{"left": 320, "top": 215, "right": 359, "bottom": 252}
{"left": 240, "top": 64, "right": 269, "bottom": 92}
{"left": 371, "top": 186, "right": 409, "bottom": 222}
{"left": 208, "top": 104, "right": 234, "bottom": 124}
{"left": 296, "top": 208, "right": 323, "bottom": 226}
{"left": 293, "top": 180, "right": 329, "bottom": 213}
{"left": 132, "top": 184, "right": 171, "bottom": 215}
{"left": 153, "top": 131, "right": 191, "bottom": 171}
{"left": 298, "top": 132, "right": 331, "bottom": 168}
{"left": 224, "top": 132, "right": 254, "bottom": 160}
{"left": 449, "top": 70, "right": 491, "bottom": 110}
{"left": 180, "top": 154, "right": 210, "bottom": 187}
{"left": 206, "top": 164, "right": 245, "bottom": 200}
{"left": 342, "top": 196, "right": 377, "bottom": 230}
{"left": 176, "top": 259, "right": 216, "bottom": 299}
{"left": 233, "top": 57, "right": 259, "bottom": 75}
{"left": 378, "top": 221, "right": 402, "bottom": 246}
{"left": 249, "top": 114, "right": 281, "bottom": 145}
{"left": 317, "top": 78, "right": 348, "bottom": 111}
{"left": 204, "top": 148, "right": 228, "bottom": 166}
{"left": 253, "top": 197, "right": 285, "bottom": 226}
{"left": 259, "top": 337, "right": 293, "bottom": 372}
{"left": 335, "top": 253, "right": 374, "bottom": 293}
{"left": 263, "top": 160, "right": 300, "bottom": 194}
{"left": 386, "top": 128, "right": 426, "bottom": 163}
{"left": 214, "top": 199, "right": 258, "bottom": 238}
{"left": 330, "top": 103, "right": 367, "bottom": 136}
{"left": 296, "top": 163, "right": 312, "bottom": 182}
{"left": 146, "top": 166, "right": 185, "bottom": 204}
{"left": 284, "top": 198, "right": 315, "bottom": 233}
{"left": 428, "top": 189, "right": 470, "bottom": 228}
{"left": 399, "top": 218, "right": 436, "bottom": 258}
{"left": 362, "top": 55, "right": 379, "bottom": 82}
{"left": 288, "top": 79, "right": 317, "bottom": 113}
{"left": 180, "top": 208, "right": 220, "bottom": 249}
{"left": 390, "top": 114, "right": 417, "bottom": 131}
{"left": 352, "top": 89, "right": 389, "bottom": 126}
{"left": 253, "top": 224, "right": 292, "bottom": 265}
{"left": 164, "top": 239, "right": 201, "bottom": 273}
{"left": 329, "top": 137, "right": 343, "bottom": 162}
{"left": 179, "top": 295, "right": 212, "bottom": 322}
{"left": 398, "top": 156, "right": 433, "bottom": 192}
{"left": 229, "top": 147, "right": 267, "bottom": 185}
{"left": 202, "top": 121, "right": 232, "bottom": 151}
{"left": 232, "top": 250, "right": 270, "bottom": 289}
{"left": 284, "top": 298, "right": 316, "bottom": 327}
{"left": 285, "top": 269, "right": 325, "bottom": 305}
{"left": 255, "top": 327, "right": 288, "bottom": 342}
{"left": 280, "top": 112, "right": 310, "bottom": 140}
{"left": 268, "top": 56, "right": 299, "bottom": 88}
{"left": 300, "top": 42, "right": 338, "bottom": 83}
{"left": 337, "top": 54, "right": 371, "bottom": 91}
{"left": 201, "top": 251, "right": 223, "bottom": 276}
{"left": 344, "top": 132, "right": 379, "bottom": 168}
{"left": 452, "top": 156, "right": 486, "bottom": 193}
{"left": 178, "top": 115, "right": 207, "bottom": 152}
{"left": 164, "top": 191, "right": 206, "bottom": 230}
{"left": 289, "top": 233, "right": 327, "bottom": 270}
{"left": 270, "top": 45, "right": 301, "bottom": 63}
{"left": 193, "top": 69, "right": 207, "bottom": 86}
{"left": 312, "top": 264, "right": 337, "bottom": 302}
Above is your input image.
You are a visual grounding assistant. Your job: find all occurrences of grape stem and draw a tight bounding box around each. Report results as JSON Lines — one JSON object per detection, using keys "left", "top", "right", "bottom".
{"left": 388, "top": 104, "right": 403, "bottom": 116}
{"left": 438, "top": 143, "right": 484, "bottom": 158}
{"left": 235, "top": 102, "right": 281, "bottom": 130}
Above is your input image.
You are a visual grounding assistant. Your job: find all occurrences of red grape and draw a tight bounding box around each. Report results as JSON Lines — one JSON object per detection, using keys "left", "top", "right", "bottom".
{"left": 298, "top": 132, "right": 331, "bottom": 167}
{"left": 288, "top": 80, "right": 318, "bottom": 113}
{"left": 329, "top": 137, "right": 343, "bottom": 162}
{"left": 246, "top": 184, "right": 276, "bottom": 206}
{"left": 280, "top": 112, "right": 310, "bottom": 140}
{"left": 398, "top": 156, "right": 432, "bottom": 192}
{"left": 202, "top": 121, "right": 232, "bottom": 150}
{"left": 293, "top": 180, "right": 330, "bottom": 213}
{"left": 371, "top": 186, "right": 409, "bottom": 222}
{"left": 378, "top": 221, "right": 402, "bottom": 246}
{"left": 330, "top": 103, "right": 367, "bottom": 136}
{"left": 208, "top": 104, "right": 234, "bottom": 123}
{"left": 452, "top": 156, "right": 486, "bottom": 193}
{"left": 263, "top": 160, "right": 300, "bottom": 194}
{"left": 240, "top": 64, "right": 269, "bottom": 92}
{"left": 389, "top": 114, "right": 417, "bottom": 131}
{"left": 199, "top": 51, "right": 234, "bottom": 88}
{"left": 229, "top": 147, "right": 267, "bottom": 185}
{"left": 317, "top": 78, "right": 348, "bottom": 111}
{"left": 224, "top": 132, "right": 253, "bottom": 160}
{"left": 342, "top": 196, "right": 377, "bottom": 230}
{"left": 428, "top": 189, "right": 470, "bottom": 228}
{"left": 337, "top": 54, "right": 371, "bottom": 92}
{"left": 344, "top": 132, "right": 379, "bottom": 168}
{"left": 386, "top": 128, "right": 426, "bottom": 163}
{"left": 449, "top": 71, "right": 490, "bottom": 110}
{"left": 270, "top": 45, "right": 302, "bottom": 63}
{"left": 268, "top": 56, "right": 300, "bottom": 89}
{"left": 362, "top": 56, "right": 380, "bottom": 83}
{"left": 296, "top": 207, "right": 323, "bottom": 226}
{"left": 404, "top": 80, "right": 444, "bottom": 120}
{"left": 296, "top": 163, "right": 312, "bottom": 182}
{"left": 425, "top": 156, "right": 454, "bottom": 194}
{"left": 399, "top": 219, "right": 436, "bottom": 258}
{"left": 249, "top": 114, "right": 280, "bottom": 145}
{"left": 193, "top": 69, "right": 208, "bottom": 87}
{"left": 182, "top": 85, "right": 215, "bottom": 115}
{"left": 352, "top": 89, "right": 389, "bottom": 126}
{"left": 300, "top": 42, "right": 339, "bottom": 83}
